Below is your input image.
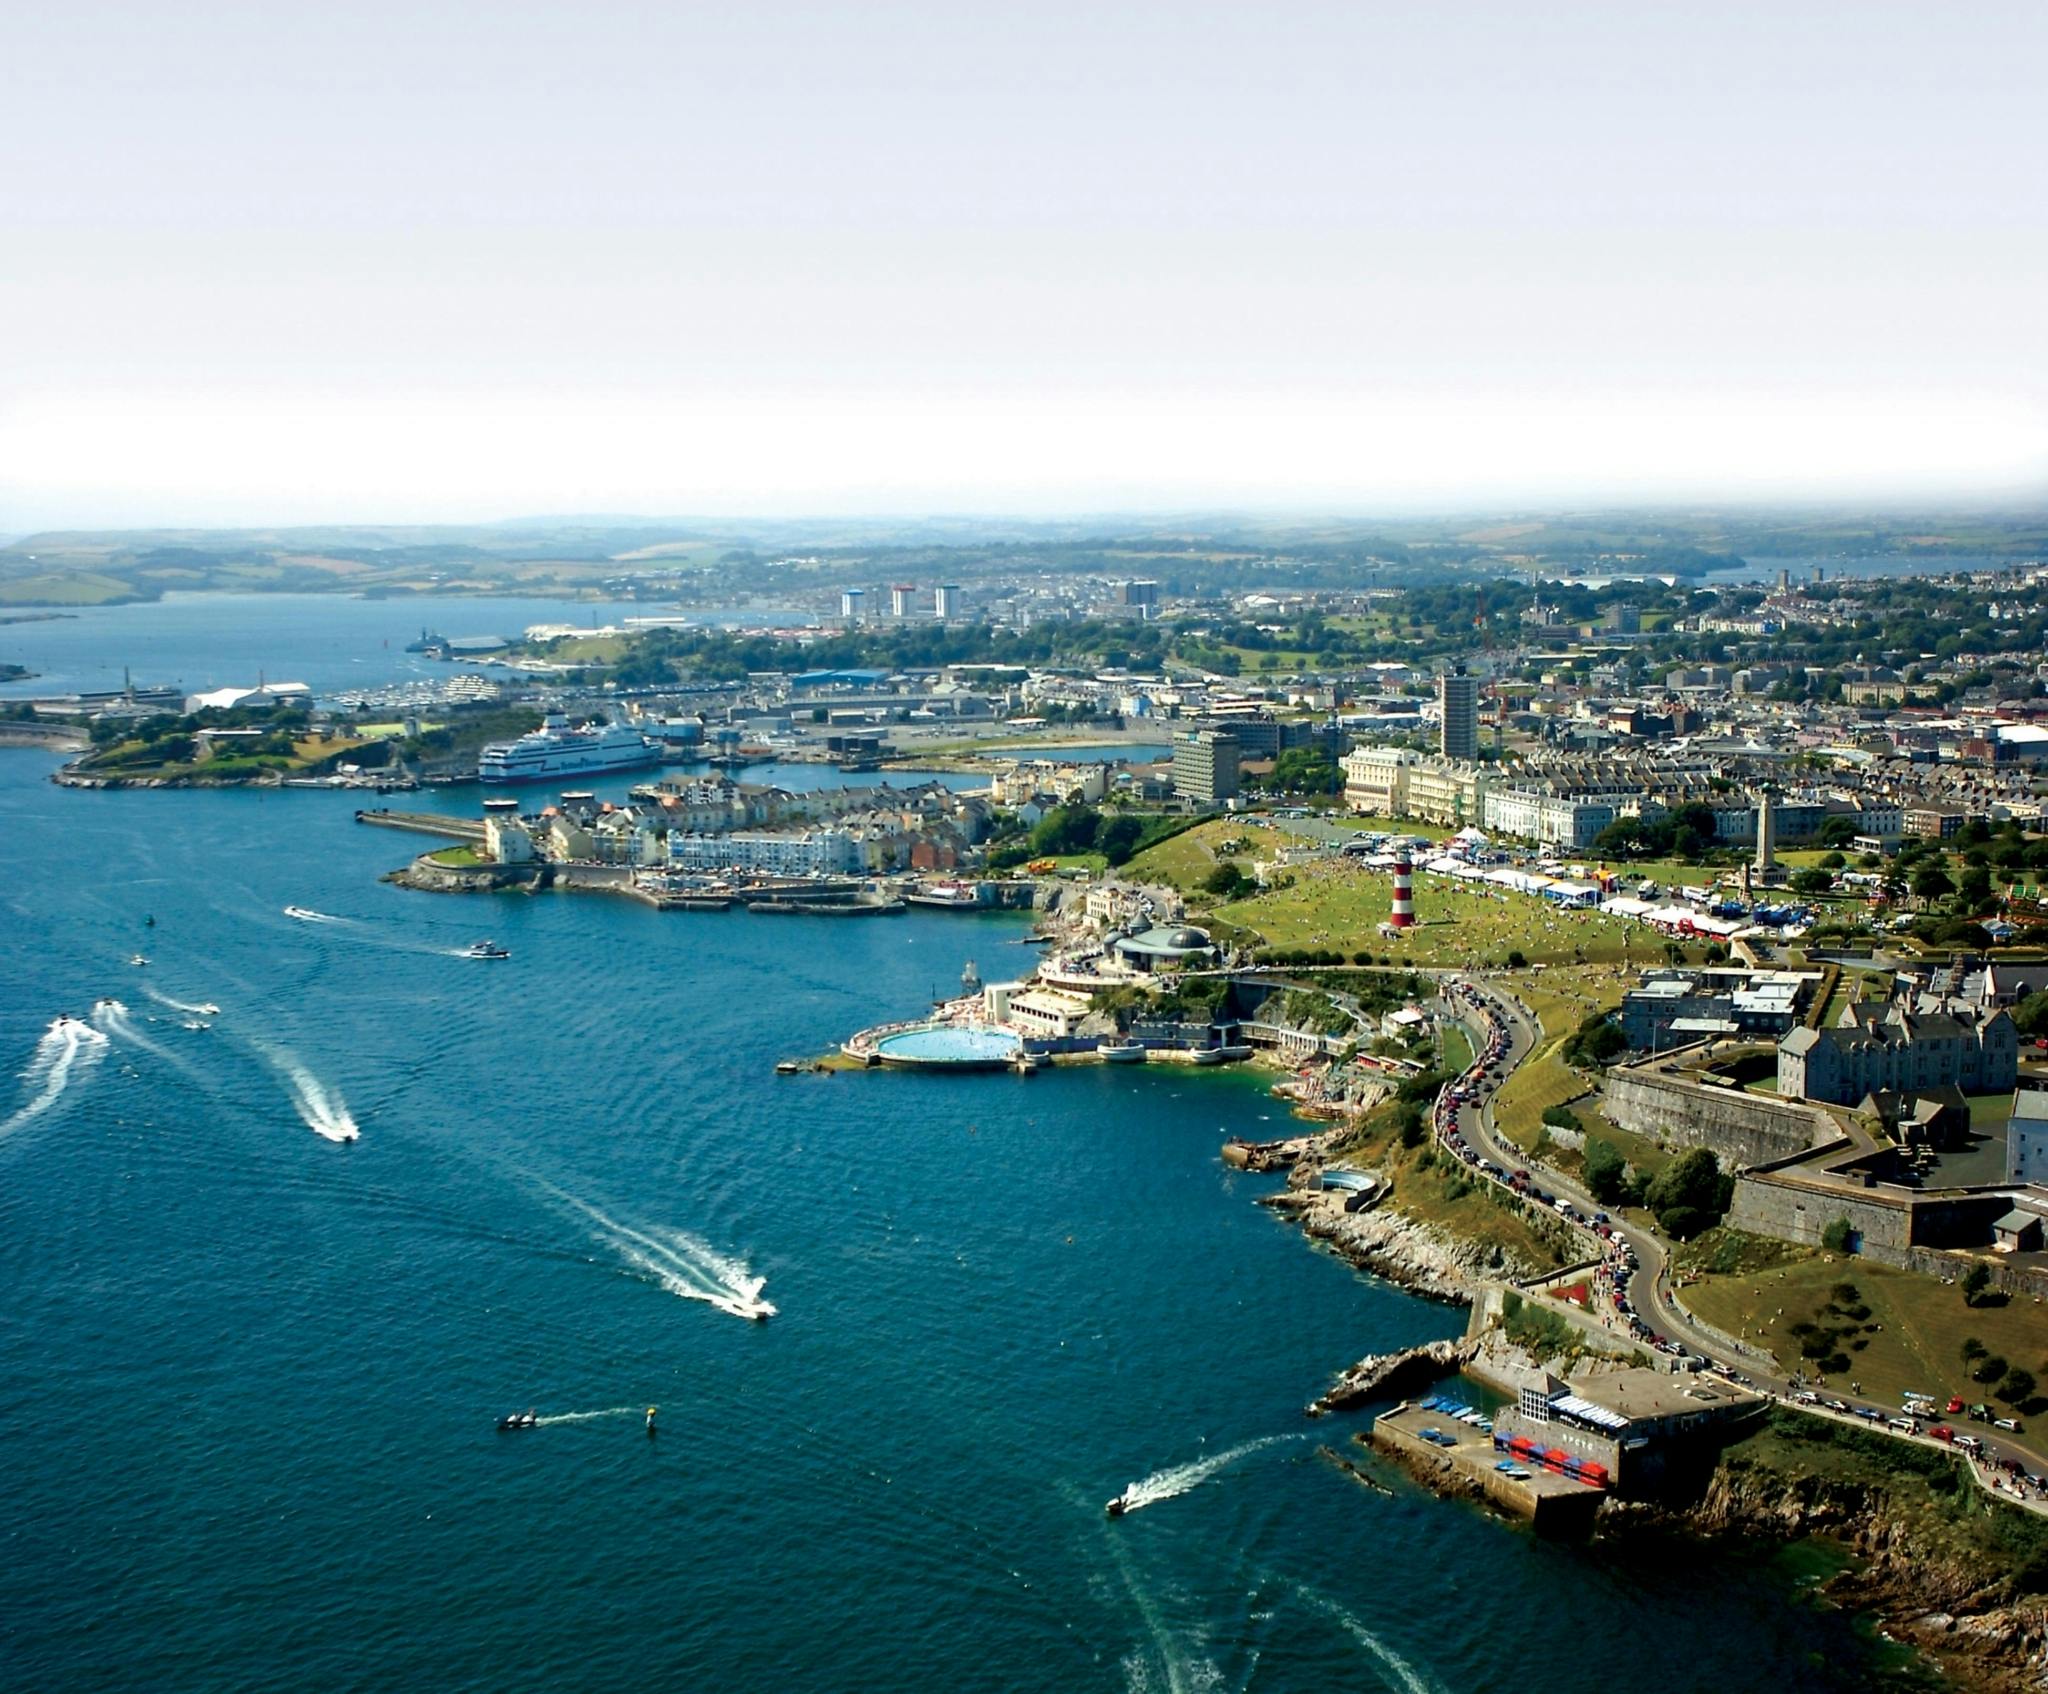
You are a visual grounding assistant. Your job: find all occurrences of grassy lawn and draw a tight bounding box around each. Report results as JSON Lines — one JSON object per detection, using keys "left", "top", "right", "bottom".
{"left": 428, "top": 844, "right": 484, "bottom": 867}
{"left": 1682, "top": 1241, "right": 2048, "bottom": 1407}
{"left": 1208, "top": 857, "right": 1651, "bottom": 966}
{"left": 1329, "top": 1104, "right": 1582, "bottom": 1277}
{"left": 1441, "top": 1022, "right": 1474, "bottom": 1075}
{"left": 1122, "top": 817, "right": 1253, "bottom": 891}
{"left": 1489, "top": 976, "right": 1627, "bottom": 1151}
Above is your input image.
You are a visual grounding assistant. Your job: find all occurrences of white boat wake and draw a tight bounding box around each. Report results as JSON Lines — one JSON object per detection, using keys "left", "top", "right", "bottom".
{"left": 91, "top": 997, "right": 208, "bottom": 1081}
{"left": 551, "top": 1188, "right": 775, "bottom": 1320}
{"left": 3, "top": 1017, "right": 110, "bottom": 1138}
{"left": 1110, "top": 1434, "right": 1306, "bottom": 1516}
{"left": 1292, "top": 1584, "right": 1445, "bottom": 1694}
{"left": 144, "top": 988, "right": 223, "bottom": 1017}
{"left": 283, "top": 905, "right": 346, "bottom": 924}
{"left": 265, "top": 1049, "right": 360, "bottom": 1142}
{"left": 534, "top": 1405, "right": 645, "bottom": 1426}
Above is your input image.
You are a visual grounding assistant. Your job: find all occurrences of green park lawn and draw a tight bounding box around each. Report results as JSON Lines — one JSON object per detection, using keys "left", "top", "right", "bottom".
{"left": 1681, "top": 1243, "right": 2048, "bottom": 1410}
{"left": 1208, "top": 854, "right": 1650, "bottom": 968}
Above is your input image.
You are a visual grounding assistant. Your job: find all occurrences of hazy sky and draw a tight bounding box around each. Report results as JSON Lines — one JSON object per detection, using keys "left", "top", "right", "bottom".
{"left": 3, "top": 1, "right": 2044, "bottom": 528}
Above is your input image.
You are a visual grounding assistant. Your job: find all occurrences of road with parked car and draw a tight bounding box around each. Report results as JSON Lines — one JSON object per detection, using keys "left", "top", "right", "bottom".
{"left": 1431, "top": 977, "right": 2048, "bottom": 1508}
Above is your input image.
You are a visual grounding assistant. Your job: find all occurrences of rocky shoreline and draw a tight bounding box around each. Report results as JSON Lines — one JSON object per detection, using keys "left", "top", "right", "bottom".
{"left": 1260, "top": 1185, "right": 1529, "bottom": 1305}
{"left": 1603, "top": 1465, "right": 2048, "bottom": 1692}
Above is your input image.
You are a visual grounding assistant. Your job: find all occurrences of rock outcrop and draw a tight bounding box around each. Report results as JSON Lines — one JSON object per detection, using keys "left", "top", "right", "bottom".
{"left": 1605, "top": 1463, "right": 2048, "bottom": 1692}
{"left": 1309, "top": 1336, "right": 1477, "bottom": 1415}
{"left": 1265, "top": 1188, "right": 1538, "bottom": 1303}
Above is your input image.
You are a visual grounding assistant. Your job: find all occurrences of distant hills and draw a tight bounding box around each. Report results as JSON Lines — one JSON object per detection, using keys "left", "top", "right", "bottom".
{"left": 1, "top": 506, "right": 2043, "bottom": 608}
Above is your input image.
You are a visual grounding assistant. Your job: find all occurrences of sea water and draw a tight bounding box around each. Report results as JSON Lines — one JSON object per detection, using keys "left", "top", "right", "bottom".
{"left": 0, "top": 604, "right": 1915, "bottom": 1689}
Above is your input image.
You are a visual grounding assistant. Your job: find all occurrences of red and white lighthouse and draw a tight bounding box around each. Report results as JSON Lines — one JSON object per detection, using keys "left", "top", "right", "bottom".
{"left": 1389, "top": 854, "right": 1416, "bottom": 928}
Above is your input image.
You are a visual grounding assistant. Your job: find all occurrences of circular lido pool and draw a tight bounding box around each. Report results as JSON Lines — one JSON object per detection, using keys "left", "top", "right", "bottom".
{"left": 873, "top": 1024, "right": 1024, "bottom": 1069}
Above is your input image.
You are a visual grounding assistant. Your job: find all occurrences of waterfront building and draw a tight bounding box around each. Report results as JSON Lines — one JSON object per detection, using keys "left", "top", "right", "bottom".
{"left": 668, "top": 827, "right": 860, "bottom": 877}
{"left": 1172, "top": 730, "right": 1240, "bottom": 807}
{"left": 484, "top": 815, "right": 536, "bottom": 863}
{"left": 1438, "top": 668, "right": 1479, "bottom": 762}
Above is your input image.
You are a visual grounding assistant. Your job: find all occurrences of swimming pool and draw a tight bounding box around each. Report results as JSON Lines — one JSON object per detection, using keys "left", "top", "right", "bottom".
{"left": 873, "top": 1024, "right": 1024, "bottom": 1068}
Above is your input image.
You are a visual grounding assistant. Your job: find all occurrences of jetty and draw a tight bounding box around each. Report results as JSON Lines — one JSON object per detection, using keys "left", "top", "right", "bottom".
{"left": 354, "top": 808, "right": 485, "bottom": 842}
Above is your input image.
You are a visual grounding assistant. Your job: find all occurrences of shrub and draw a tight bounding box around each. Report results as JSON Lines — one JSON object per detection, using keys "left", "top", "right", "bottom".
{"left": 1821, "top": 1217, "right": 1855, "bottom": 1253}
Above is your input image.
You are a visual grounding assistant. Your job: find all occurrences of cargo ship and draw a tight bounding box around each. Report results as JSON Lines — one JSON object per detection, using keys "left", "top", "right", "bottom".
{"left": 477, "top": 713, "right": 661, "bottom": 783}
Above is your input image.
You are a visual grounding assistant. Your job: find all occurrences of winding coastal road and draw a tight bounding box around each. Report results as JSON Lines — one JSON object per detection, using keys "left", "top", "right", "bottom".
{"left": 1433, "top": 977, "right": 2048, "bottom": 1509}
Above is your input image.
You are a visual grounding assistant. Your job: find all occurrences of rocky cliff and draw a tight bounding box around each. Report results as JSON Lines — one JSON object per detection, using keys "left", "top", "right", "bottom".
{"left": 1606, "top": 1461, "right": 2048, "bottom": 1691}
{"left": 1265, "top": 1187, "right": 1538, "bottom": 1304}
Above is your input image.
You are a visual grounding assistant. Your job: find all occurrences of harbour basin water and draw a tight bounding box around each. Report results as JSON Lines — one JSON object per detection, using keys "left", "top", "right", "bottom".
{"left": 0, "top": 604, "right": 1917, "bottom": 1692}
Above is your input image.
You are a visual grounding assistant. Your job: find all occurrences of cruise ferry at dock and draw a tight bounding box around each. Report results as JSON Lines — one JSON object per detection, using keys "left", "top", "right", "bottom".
{"left": 477, "top": 714, "right": 661, "bottom": 784}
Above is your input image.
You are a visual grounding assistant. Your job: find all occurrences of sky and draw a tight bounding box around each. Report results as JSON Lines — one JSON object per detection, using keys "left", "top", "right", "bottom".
{"left": 1, "top": 1, "right": 2045, "bottom": 529}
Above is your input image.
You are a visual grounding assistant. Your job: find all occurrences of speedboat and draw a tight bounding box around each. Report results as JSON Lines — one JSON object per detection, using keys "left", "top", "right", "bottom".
{"left": 462, "top": 940, "right": 511, "bottom": 960}
{"left": 1105, "top": 1485, "right": 1138, "bottom": 1517}
{"left": 128, "top": 954, "right": 149, "bottom": 967}
{"left": 283, "top": 906, "right": 321, "bottom": 921}
{"left": 181, "top": 1020, "right": 210, "bottom": 1032}
{"left": 496, "top": 1409, "right": 539, "bottom": 1432}
{"left": 196, "top": 1003, "right": 221, "bottom": 1016}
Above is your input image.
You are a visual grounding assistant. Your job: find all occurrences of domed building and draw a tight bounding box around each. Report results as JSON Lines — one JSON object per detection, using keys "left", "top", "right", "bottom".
{"left": 1110, "top": 923, "right": 1220, "bottom": 972}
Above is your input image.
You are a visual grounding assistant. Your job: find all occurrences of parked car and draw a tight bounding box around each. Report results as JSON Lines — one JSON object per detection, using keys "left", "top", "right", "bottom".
{"left": 1994, "top": 1417, "right": 2024, "bottom": 1433}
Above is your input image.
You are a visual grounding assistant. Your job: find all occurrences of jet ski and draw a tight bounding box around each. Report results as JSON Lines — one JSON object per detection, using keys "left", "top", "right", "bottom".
{"left": 496, "top": 1409, "right": 539, "bottom": 1432}
{"left": 1105, "top": 1486, "right": 1138, "bottom": 1518}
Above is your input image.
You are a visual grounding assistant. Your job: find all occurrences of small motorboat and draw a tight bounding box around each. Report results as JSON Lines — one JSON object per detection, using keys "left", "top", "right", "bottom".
{"left": 144, "top": 915, "right": 155, "bottom": 929}
{"left": 128, "top": 954, "right": 149, "bottom": 967}
{"left": 463, "top": 940, "right": 511, "bottom": 961}
{"left": 496, "top": 1409, "right": 539, "bottom": 1432}
{"left": 181, "top": 1020, "right": 211, "bottom": 1032}
{"left": 283, "top": 906, "right": 321, "bottom": 921}
{"left": 196, "top": 1003, "right": 221, "bottom": 1016}
{"left": 1105, "top": 1486, "right": 1138, "bottom": 1518}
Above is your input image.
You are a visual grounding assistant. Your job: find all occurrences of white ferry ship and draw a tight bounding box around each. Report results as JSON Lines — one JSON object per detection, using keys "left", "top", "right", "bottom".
{"left": 477, "top": 713, "right": 661, "bottom": 783}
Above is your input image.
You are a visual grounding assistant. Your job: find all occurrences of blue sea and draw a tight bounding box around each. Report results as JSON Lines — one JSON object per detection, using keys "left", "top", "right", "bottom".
{"left": 0, "top": 601, "right": 1912, "bottom": 1692}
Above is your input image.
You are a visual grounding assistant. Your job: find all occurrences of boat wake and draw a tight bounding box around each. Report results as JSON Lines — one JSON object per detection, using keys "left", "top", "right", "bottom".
{"left": 90, "top": 997, "right": 207, "bottom": 1082}
{"left": 283, "top": 905, "right": 346, "bottom": 924}
{"left": 143, "top": 987, "right": 223, "bottom": 1017}
{"left": 534, "top": 1405, "right": 645, "bottom": 1427}
{"left": 1292, "top": 1584, "right": 1444, "bottom": 1694}
{"left": 3, "top": 1017, "right": 110, "bottom": 1138}
{"left": 551, "top": 1188, "right": 774, "bottom": 1320}
{"left": 269, "top": 1050, "right": 360, "bottom": 1143}
{"left": 1109, "top": 1435, "right": 1306, "bottom": 1516}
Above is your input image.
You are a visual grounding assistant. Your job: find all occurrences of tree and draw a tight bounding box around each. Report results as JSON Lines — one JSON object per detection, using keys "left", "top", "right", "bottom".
{"left": 2014, "top": 993, "right": 2048, "bottom": 1039}
{"left": 1791, "top": 868, "right": 1834, "bottom": 896}
{"left": 1962, "top": 1336, "right": 1987, "bottom": 1363}
{"left": 1974, "top": 1353, "right": 2009, "bottom": 1384}
{"left": 1912, "top": 862, "right": 1955, "bottom": 905}
{"left": 2000, "top": 1367, "right": 2036, "bottom": 1406}
{"left": 1962, "top": 1263, "right": 1992, "bottom": 1307}
{"left": 1644, "top": 1148, "right": 1730, "bottom": 1240}
{"left": 1202, "top": 860, "right": 1249, "bottom": 900}
{"left": 1821, "top": 1217, "right": 1856, "bottom": 1253}
{"left": 1583, "top": 1137, "right": 1628, "bottom": 1207}
{"left": 1269, "top": 747, "right": 1340, "bottom": 795}
{"left": 1816, "top": 815, "right": 1860, "bottom": 848}
{"left": 1097, "top": 813, "right": 1145, "bottom": 867}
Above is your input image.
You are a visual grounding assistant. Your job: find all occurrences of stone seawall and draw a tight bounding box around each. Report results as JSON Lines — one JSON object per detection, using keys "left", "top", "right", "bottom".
{"left": 1605, "top": 1066, "right": 1826, "bottom": 1168}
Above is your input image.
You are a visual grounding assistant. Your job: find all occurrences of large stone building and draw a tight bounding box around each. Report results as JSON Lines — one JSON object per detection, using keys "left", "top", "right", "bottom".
{"left": 1481, "top": 784, "right": 1616, "bottom": 849}
{"left": 1778, "top": 996, "right": 2017, "bottom": 1104}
